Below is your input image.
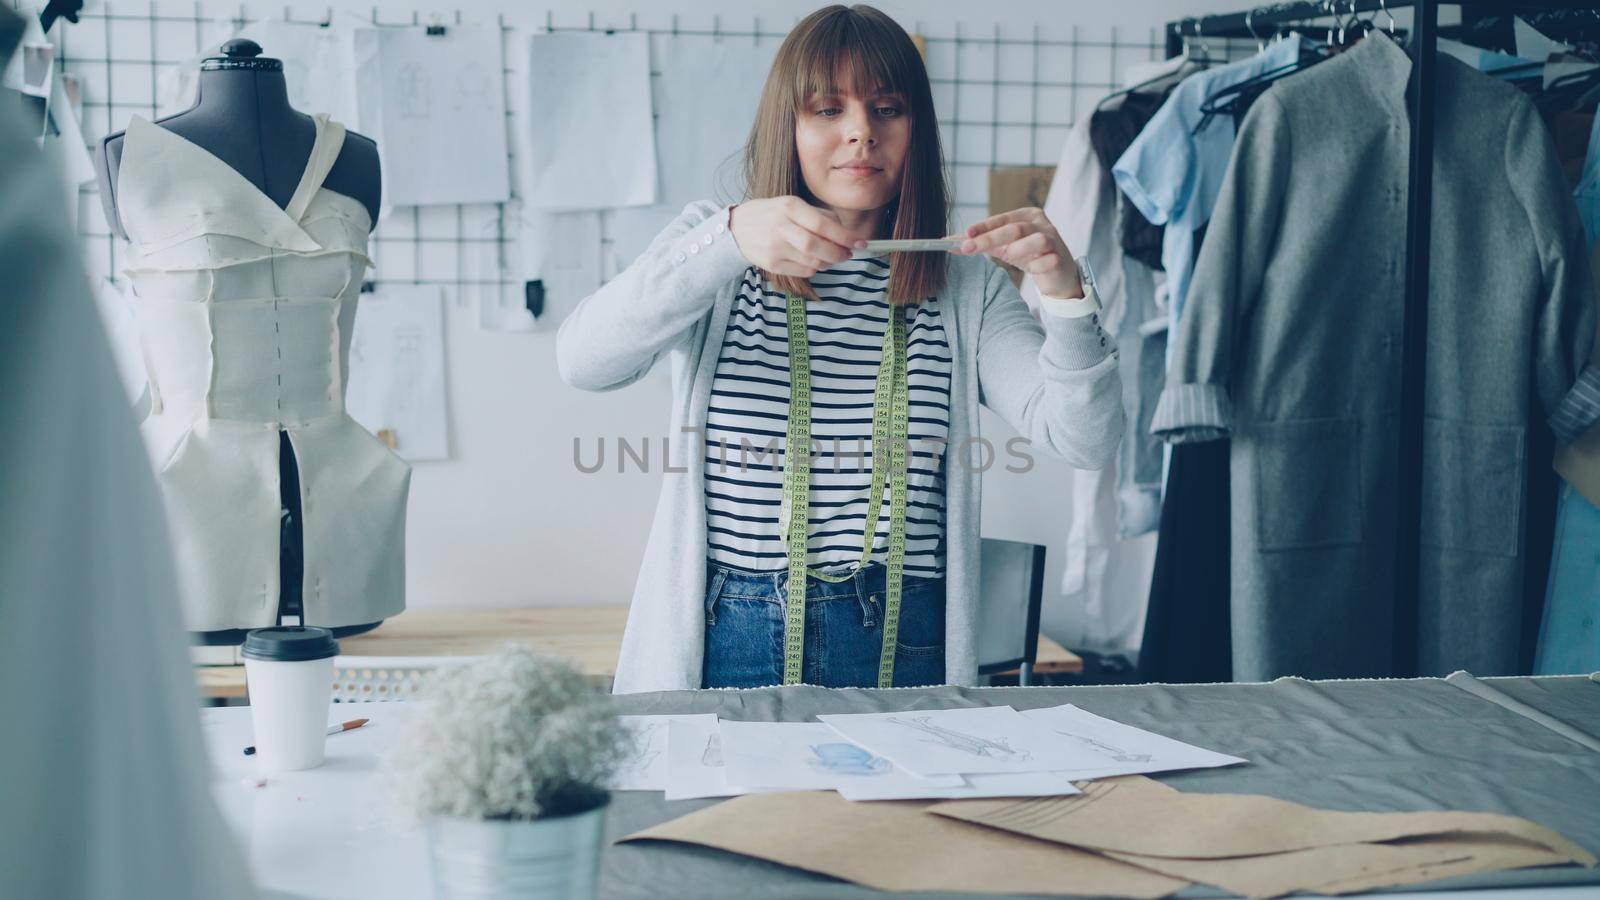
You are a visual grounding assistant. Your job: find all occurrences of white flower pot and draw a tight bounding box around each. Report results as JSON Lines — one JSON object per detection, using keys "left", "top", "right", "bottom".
{"left": 426, "top": 800, "right": 608, "bottom": 900}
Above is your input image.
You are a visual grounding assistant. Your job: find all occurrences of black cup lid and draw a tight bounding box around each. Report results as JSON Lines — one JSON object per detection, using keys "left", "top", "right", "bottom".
{"left": 242, "top": 626, "right": 339, "bottom": 662}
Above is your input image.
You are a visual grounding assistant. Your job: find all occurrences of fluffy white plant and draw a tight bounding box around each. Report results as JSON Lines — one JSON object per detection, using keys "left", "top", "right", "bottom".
{"left": 384, "top": 647, "right": 627, "bottom": 822}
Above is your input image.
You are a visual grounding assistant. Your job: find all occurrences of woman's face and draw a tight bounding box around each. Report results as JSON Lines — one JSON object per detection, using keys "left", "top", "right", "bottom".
{"left": 795, "top": 85, "right": 909, "bottom": 218}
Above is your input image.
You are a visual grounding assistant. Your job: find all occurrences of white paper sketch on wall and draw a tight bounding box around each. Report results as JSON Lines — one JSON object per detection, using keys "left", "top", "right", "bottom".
{"left": 356, "top": 24, "right": 510, "bottom": 207}
{"left": 606, "top": 36, "right": 778, "bottom": 271}
{"left": 469, "top": 202, "right": 602, "bottom": 333}
{"left": 158, "top": 19, "right": 366, "bottom": 124}
{"left": 345, "top": 284, "right": 450, "bottom": 461}
{"left": 397, "top": 62, "right": 430, "bottom": 118}
{"left": 454, "top": 63, "right": 493, "bottom": 112}
{"left": 522, "top": 31, "right": 656, "bottom": 210}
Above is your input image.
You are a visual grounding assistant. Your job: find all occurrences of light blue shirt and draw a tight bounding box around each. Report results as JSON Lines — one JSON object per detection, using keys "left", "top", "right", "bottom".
{"left": 1112, "top": 36, "right": 1311, "bottom": 352}
{"left": 1554, "top": 113, "right": 1600, "bottom": 445}
{"left": 1536, "top": 95, "right": 1600, "bottom": 678}
{"left": 1574, "top": 113, "right": 1600, "bottom": 245}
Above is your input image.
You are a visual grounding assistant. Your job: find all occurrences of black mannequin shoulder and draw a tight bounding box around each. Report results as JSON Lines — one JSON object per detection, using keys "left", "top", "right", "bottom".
{"left": 327, "top": 129, "right": 382, "bottom": 228}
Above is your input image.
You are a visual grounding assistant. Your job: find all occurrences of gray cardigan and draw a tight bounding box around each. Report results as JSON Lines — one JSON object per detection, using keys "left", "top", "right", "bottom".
{"left": 557, "top": 201, "right": 1123, "bottom": 693}
{"left": 1152, "top": 34, "right": 1596, "bottom": 680}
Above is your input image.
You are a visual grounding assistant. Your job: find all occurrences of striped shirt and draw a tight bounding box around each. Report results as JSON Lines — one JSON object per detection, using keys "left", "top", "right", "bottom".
{"left": 704, "top": 257, "right": 953, "bottom": 577}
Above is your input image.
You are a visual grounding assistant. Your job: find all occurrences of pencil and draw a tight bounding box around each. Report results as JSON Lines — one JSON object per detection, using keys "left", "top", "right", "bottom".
{"left": 244, "top": 717, "right": 369, "bottom": 756}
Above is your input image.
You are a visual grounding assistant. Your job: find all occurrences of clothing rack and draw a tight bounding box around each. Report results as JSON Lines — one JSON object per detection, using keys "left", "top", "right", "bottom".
{"left": 1162, "top": 0, "right": 1600, "bottom": 677}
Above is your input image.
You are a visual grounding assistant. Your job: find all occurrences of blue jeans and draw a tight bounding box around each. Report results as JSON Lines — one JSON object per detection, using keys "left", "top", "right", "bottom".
{"left": 701, "top": 559, "right": 947, "bottom": 689}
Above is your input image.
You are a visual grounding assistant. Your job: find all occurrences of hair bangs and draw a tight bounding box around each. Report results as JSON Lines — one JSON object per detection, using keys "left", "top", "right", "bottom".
{"left": 746, "top": 5, "right": 949, "bottom": 306}
{"left": 790, "top": 15, "right": 906, "bottom": 109}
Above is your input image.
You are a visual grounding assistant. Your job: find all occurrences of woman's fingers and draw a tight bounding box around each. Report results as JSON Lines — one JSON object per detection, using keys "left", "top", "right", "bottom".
{"left": 963, "top": 207, "right": 1040, "bottom": 239}
{"left": 1000, "top": 231, "right": 1053, "bottom": 265}
{"left": 964, "top": 221, "right": 1031, "bottom": 256}
{"left": 770, "top": 248, "right": 830, "bottom": 278}
{"left": 789, "top": 201, "right": 860, "bottom": 254}
{"left": 1025, "top": 252, "right": 1061, "bottom": 274}
{"left": 788, "top": 227, "right": 851, "bottom": 265}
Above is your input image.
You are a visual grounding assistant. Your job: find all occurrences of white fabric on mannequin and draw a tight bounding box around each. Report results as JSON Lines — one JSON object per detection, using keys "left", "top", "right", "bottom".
{"left": 0, "top": 71, "right": 256, "bottom": 899}
{"left": 116, "top": 114, "right": 409, "bottom": 632}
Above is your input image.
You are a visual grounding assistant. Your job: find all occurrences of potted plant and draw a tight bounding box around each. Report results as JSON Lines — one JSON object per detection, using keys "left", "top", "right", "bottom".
{"left": 384, "top": 647, "right": 628, "bottom": 899}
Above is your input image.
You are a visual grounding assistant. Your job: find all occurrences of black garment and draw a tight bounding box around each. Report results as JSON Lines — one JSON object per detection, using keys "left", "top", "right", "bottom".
{"left": 1090, "top": 90, "right": 1167, "bottom": 272}
{"left": 1138, "top": 440, "right": 1232, "bottom": 684}
{"left": 278, "top": 429, "right": 304, "bottom": 622}
{"left": 1519, "top": 405, "right": 1559, "bottom": 672}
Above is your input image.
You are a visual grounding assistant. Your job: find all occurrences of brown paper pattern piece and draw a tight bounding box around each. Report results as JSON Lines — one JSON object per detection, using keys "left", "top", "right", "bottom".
{"left": 929, "top": 775, "right": 1596, "bottom": 863}
{"left": 619, "top": 790, "right": 1189, "bottom": 898}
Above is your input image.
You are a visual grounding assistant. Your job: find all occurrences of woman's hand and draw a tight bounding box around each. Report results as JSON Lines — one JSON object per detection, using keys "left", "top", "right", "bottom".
{"left": 952, "top": 207, "right": 1084, "bottom": 299}
{"left": 729, "top": 197, "right": 864, "bottom": 278}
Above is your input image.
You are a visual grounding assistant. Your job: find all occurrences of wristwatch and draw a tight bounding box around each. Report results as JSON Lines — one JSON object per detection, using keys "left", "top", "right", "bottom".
{"left": 1038, "top": 255, "right": 1103, "bottom": 319}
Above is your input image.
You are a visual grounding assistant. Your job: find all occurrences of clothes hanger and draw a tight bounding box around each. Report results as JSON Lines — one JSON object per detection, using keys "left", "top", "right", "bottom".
{"left": 1191, "top": 16, "right": 1221, "bottom": 67}
{"left": 1193, "top": 7, "right": 1334, "bottom": 135}
{"left": 1536, "top": 65, "right": 1600, "bottom": 114}
{"left": 1093, "top": 16, "right": 1214, "bottom": 113}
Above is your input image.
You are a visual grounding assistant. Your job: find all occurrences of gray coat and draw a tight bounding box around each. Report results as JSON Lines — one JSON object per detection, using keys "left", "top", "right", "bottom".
{"left": 1153, "top": 33, "right": 1596, "bottom": 680}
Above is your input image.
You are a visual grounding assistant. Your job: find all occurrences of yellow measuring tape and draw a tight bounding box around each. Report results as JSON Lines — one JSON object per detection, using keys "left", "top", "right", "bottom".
{"left": 778, "top": 288, "right": 909, "bottom": 688}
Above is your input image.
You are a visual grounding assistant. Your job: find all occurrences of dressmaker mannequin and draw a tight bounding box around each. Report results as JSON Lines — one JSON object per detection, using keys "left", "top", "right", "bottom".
{"left": 95, "top": 39, "right": 395, "bottom": 646}
{"left": 96, "top": 39, "right": 379, "bottom": 235}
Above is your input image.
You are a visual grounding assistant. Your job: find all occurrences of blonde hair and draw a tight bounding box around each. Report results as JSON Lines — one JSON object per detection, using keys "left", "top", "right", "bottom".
{"left": 743, "top": 4, "right": 949, "bottom": 305}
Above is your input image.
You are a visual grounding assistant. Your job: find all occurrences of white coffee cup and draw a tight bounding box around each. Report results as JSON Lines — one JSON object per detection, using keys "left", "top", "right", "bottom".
{"left": 243, "top": 626, "right": 340, "bottom": 772}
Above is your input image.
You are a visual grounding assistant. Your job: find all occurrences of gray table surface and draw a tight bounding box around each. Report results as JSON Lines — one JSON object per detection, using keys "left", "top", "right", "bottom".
{"left": 601, "top": 673, "right": 1600, "bottom": 899}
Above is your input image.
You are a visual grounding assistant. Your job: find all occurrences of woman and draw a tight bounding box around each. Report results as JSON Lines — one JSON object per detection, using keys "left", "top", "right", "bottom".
{"left": 557, "top": 4, "right": 1122, "bottom": 693}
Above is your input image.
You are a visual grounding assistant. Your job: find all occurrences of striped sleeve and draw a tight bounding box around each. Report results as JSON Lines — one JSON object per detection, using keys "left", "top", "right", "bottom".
{"left": 1150, "top": 383, "right": 1231, "bottom": 443}
{"left": 1550, "top": 366, "right": 1600, "bottom": 445}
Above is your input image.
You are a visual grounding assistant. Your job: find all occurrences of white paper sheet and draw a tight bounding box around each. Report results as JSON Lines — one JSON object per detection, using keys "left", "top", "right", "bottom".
{"left": 44, "top": 72, "right": 93, "bottom": 229}
{"left": 93, "top": 278, "right": 149, "bottom": 406}
{"left": 605, "top": 37, "right": 776, "bottom": 270}
{"left": 817, "top": 706, "right": 1113, "bottom": 776}
{"left": 345, "top": 284, "right": 449, "bottom": 461}
{"left": 7, "top": 12, "right": 92, "bottom": 215}
{"left": 523, "top": 31, "right": 655, "bottom": 211}
{"left": 476, "top": 202, "right": 602, "bottom": 332}
{"left": 1515, "top": 16, "right": 1568, "bottom": 64}
{"left": 158, "top": 18, "right": 366, "bottom": 121}
{"left": 664, "top": 717, "right": 787, "bottom": 801}
{"left": 249, "top": 20, "right": 363, "bottom": 122}
{"left": 357, "top": 25, "right": 510, "bottom": 208}
{"left": 2, "top": 12, "right": 52, "bottom": 98}
{"left": 611, "top": 714, "right": 717, "bottom": 792}
{"left": 718, "top": 720, "right": 964, "bottom": 793}
{"left": 1019, "top": 704, "right": 1247, "bottom": 777}
{"left": 837, "top": 771, "right": 1083, "bottom": 802}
